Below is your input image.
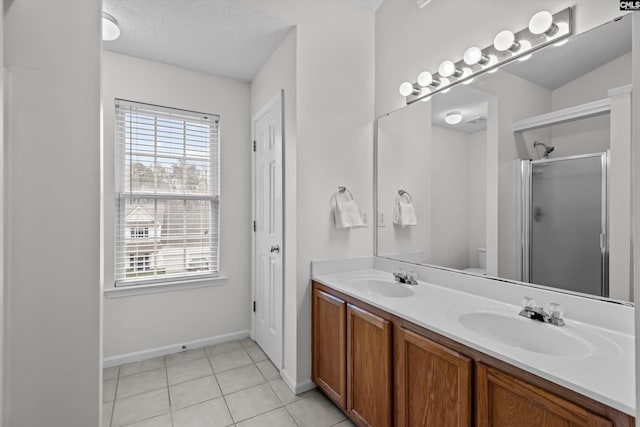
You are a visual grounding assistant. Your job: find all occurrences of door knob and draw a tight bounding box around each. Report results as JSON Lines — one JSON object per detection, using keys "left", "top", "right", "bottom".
{"left": 270, "top": 244, "right": 280, "bottom": 254}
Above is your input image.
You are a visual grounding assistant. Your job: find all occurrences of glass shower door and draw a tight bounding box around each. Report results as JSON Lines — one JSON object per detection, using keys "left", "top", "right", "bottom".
{"left": 529, "top": 153, "right": 607, "bottom": 297}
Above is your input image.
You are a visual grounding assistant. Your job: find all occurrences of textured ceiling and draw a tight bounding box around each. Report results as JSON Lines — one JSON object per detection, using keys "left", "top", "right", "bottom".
{"left": 103, "top": 0, "right": 294, "bottom": 82}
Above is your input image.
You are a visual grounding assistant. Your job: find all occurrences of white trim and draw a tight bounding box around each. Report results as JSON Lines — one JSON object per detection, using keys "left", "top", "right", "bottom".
{"left": 512, "top": 98, "right": 611, "bottom": 132}
{"left": 104, "top": 275, "right": 227, "bottom": 298}
{"left": 607, "top": 84, "right": 632, "bottom": 97}
{"left": 280, "top": 368, "right": 317, "bottom": 395}
{"left": 102, "top": 329, "right": 249, "bottom": 368}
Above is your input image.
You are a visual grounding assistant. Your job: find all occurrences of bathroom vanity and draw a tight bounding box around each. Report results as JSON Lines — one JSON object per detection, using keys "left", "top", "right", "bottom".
{"left": 311, "top": 261, "right": 635, "bottom": 427}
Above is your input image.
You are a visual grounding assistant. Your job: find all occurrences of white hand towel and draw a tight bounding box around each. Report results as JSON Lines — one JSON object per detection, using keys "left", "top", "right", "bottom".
{"left": 393, "top": 192, "right": 417, "bottom": 227}
{"left": 334, "top": 194, "right": 364, "bottom": 229}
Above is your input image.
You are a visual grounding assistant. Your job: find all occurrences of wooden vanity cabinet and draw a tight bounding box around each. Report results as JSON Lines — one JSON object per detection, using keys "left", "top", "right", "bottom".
{"left": 311, "top": 281, "right": 634, "bottom": 427}
{"left": 395, "top": 327, "right": 472, "bottom": 427}
{"left": 476, "top": 363, "right": 613, "bottom": 427}
{"left": 312, "top": 288, "right": 347, "bottom": 409}
{"left": 347, "top": 304, "right": 393, "bottom": 427}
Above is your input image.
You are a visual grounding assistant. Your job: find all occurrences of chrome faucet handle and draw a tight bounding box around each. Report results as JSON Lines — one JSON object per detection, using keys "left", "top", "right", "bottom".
{"left": 521, "top": 296, "right": 537, "bottom": 310}
{"left": 406, "top": 271, "right": 418, "bottom": 285}
{"left": 548, "top": 302, "right": 565, "bottom": 326}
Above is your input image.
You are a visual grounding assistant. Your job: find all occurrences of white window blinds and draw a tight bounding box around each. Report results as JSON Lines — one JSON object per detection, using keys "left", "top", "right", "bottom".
{"left": 115, "top": 99, "right": 220, "bottom": 286}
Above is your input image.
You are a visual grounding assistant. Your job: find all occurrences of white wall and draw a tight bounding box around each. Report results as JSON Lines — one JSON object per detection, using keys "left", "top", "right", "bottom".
{"left": 102, "top": 52, "right": 252, "bottom": 357}
{"left": 468, "top": 130, "right": 487, "bottom": 267}
{"left": 377, "top": 101, "right": 431, "bottom": 262}
{"left": 430, "top": 126, "right": 470, "bottom": 270}
{"left": 4, "top": 0, "right": 101, "bottom": 425}
{"left": 250, "top": 29, "right": 298, "bottom": 375}
{"left": 241, "top": 0, "right": 375, "bottom": 389}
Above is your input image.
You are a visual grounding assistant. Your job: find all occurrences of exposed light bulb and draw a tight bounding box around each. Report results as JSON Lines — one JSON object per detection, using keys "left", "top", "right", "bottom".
{"left": 460, "top": 68, "right": 474, "bottom": 85}
{"left": 494, "top": 30, "right": 518, "bottom": 52}
{"left": 485, "top": 55, "right": 499, "bottom": 73}
{"left": 463, "top": 46, "right": 483, "bottom": 65}
{"left": 420, "top": 87, "right": 431, "bottom": 97}
{"left": 518, "top": 40, "right": 533, "bottom": 61}
{"left": 445, "top": 111, "right": 463, "bottom": 125}
{"left": 528, "top": 11, "right": 555, "bottom": 35}
{"left": 438, "top": 60, "right": 457, "bottom": 78}
{"left": 417, "top": 71, "right": 435, "bottom": 87}
{"left": 102, "top": 12, "right": 121, "bottom": 41}
{"left": 399, "top": 82, "right": 416, "bottom": 97}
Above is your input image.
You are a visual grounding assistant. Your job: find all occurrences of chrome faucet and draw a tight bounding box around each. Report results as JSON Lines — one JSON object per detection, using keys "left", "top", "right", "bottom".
{"left": 518, "top": 297, "right": 565, "bottom": 326}
{"left": 393, "top": 270, "right": 418, "bottom": 285}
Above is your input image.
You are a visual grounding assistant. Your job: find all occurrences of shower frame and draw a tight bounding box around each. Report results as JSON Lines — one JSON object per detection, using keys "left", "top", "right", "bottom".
{"left": 519, "top": 151, "right": 609, "bottom": 297}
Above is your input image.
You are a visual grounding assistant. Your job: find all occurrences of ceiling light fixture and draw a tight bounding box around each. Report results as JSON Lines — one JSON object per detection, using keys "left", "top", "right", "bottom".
{"left": 102, "top": 12, "right": 121, "bottom": 41}
{"left": 398, "top": 7, "right": 573, "bottom": 104}
{"left": 445, "top": 111, "right": 463, "bottom": 125}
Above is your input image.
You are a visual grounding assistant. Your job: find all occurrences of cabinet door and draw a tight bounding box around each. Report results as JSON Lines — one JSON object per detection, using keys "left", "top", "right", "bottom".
{"left": 312, "top": 287, "right": 347, "bottom": 409}
{"left": 477, "top": 364, "right": 612, "bottom": 427}
{"left": 347, "top": 303, "right": 392, "bottom": 427}
{"left": 395, "top": 327, "right": 472, "bottom": 427}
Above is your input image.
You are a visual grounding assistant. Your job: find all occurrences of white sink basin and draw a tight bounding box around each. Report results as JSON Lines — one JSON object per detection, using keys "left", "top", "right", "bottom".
{"left": 458, "top": 311, "right": 593, "bottom": 358}
{"left": 353, "top": 279, "right": 414, "bottom": 298}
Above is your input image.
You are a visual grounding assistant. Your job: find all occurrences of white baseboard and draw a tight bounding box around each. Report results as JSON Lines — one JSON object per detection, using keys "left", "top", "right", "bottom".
{"left": 280, "top": 368, "right": 317, "bottom": 395}
{"left": 103, "top": 330, "right": 250, "bottom": 368}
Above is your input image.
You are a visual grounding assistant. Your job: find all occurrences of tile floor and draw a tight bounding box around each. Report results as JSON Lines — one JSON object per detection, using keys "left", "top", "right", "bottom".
{"left": 103, "top": 338, "right": 355, "bottom": 427}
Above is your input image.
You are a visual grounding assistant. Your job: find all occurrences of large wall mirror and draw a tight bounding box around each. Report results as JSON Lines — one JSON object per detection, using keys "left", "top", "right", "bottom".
{"left": 375, "top": 14, "right": 633, "bottom": 304}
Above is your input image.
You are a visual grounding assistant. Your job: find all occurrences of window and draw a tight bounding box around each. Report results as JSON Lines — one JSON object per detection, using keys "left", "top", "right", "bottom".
{"left": 115, "top": 99, "right": 220, "bottom": 286}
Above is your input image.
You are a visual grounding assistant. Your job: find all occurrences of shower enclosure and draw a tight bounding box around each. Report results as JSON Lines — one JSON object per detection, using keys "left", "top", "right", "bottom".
{"left": 520, "top": 152, "right": 608, "bottom": 297}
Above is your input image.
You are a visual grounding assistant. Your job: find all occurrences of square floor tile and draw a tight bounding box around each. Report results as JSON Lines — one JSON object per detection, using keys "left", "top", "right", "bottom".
{"left": 243, "top": 343, "right": 268, "bottom": 362}
{"left": 170, "top": 375, "right": 222, "bottom": 410}
{"left": 103, "top": 401, "right": 114, "bottom": 427}
{"left": 112, "top": 389, "right": 170, "bottom": 426}
{"left": 205, "top": 340, "right": 244, "bottom": 357}
{"left": 217, "top": 364, "right": 265, "bottom": 395}
{"left": 104, "top": 379, "right": 117, "bottom": 403}
{"left": 270, "top": 379, "right": 317, "bottom": 405}
{"left": 286, "top": 393, "right": 346, "bottom": 427}
{"left": 240, "top": 338, "right": 255, "bottom": 346}
{"left": 104, "top": 366, "right": 120, "bottom": 381}
{"left": 166, "top": 348, "right": 206, "bottom": 366}
{"left": 116, "top": 368, "right": 167, "bottom": 400}
{"left": 125, "top": 413, "right": 172, "bottom": 427}
{"left": 255, "top": 360, "right": 279, "bottom": 381}
{"left": 236, "top": 407, "right": 297, "bottom": 427}
{"left": 209, "top": 349, "right": 252, "bottom": 373}
{"left": 120, "top": 357, "right": 165, "bottom": 377}
{"left": 172, "top": 397, "right": 233, "bottom": 427}
{"left": 224, "top": 383, "right": 282, "bottom": 422}
{"left": 167, "top": 358, "right": 213, "bottom": 386}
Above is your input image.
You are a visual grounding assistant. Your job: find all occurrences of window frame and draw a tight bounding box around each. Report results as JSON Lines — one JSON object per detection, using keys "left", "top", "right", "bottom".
{"left": 114, "top": 99, "right": 221, "bottom": 287}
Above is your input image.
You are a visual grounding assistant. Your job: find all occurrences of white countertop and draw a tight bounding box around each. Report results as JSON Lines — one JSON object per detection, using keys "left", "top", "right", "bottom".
{"left": 312, "top": 268, "right": 635, "bottom": 416}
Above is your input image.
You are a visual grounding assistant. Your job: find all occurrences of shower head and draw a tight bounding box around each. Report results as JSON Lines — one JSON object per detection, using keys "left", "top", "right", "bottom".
{"left": 533, "top": 141, "right": 555, "bottom": 158}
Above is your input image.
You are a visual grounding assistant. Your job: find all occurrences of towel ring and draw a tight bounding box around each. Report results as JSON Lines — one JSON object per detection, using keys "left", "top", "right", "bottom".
{"left": 397, "top": 189, "right": 413, "bottom": 203}
{"left": 337, "top": 186, "right": 354, "bottom": 201}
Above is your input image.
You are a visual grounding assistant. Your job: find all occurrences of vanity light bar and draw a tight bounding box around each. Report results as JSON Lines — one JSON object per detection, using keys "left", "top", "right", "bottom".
{"left": 401, "top": 7, "right": 573, "bottom": 104}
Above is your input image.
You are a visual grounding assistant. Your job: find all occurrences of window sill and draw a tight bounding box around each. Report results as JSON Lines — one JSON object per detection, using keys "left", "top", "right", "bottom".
{"left": 104, "top": 275, "right": 228, "bottom": 298}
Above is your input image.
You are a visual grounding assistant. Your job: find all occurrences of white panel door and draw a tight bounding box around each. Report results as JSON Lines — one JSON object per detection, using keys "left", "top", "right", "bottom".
{"left": 253, "top": 92, "right": 283, "bottom": 368}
